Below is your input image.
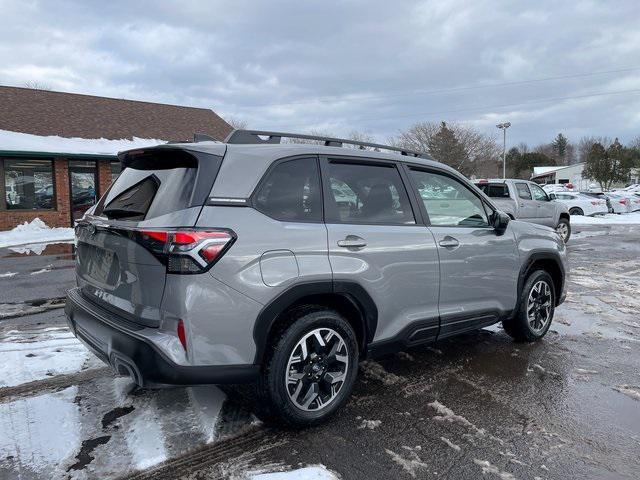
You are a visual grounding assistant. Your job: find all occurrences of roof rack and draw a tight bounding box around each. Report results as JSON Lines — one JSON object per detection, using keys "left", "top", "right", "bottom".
{"left": 222, "top": 129, "right": 429, "bottom": 158}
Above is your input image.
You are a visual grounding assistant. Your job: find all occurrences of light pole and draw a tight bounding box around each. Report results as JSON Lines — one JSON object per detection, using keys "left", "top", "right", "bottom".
{"left": 496, "top": 122, "right": 511, "bottom": 179}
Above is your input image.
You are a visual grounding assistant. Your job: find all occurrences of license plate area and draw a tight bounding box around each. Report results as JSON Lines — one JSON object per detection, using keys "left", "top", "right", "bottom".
{"left": 80, "top": 243, "right": 118, "bottom": 285}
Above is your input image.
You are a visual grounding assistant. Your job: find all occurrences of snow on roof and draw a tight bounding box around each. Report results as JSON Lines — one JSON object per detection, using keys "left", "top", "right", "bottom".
{"left": 0, "top": 129, "right": 167, "bottom": 156}
{"left": 533, "top": 166, "right": 563, "bottom": 175}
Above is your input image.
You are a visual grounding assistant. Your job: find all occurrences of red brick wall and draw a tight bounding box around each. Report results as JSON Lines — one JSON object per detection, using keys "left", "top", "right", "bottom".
{"left": 0, "top": 158, "right": 71, "bottom": 230}
{"left": 97, "top": 160, "right": 112, "bottom": 197}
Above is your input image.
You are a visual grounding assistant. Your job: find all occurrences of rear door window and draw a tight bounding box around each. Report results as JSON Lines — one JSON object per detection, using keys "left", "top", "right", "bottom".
{"left": 324, "top": 161, "right": 415, "bottom": 225}
{"left": 515, "top": 183, "right": 532, "bottom": 200}
{"left": 253, "top": 157, "right": 322, "bottom": 222}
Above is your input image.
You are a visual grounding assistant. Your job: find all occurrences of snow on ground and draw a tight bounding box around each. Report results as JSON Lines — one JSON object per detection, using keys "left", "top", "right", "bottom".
{"left": 0, "top": 129, "right": 166, "bottom": 155}
{"left": 0, "top": 326, "right": 103, "bottom": 387}
{"left": 0, "top": 218, "right": 74, "bottom": 248}
{"left": 251, "top": 466, "right": 339, "bottom": 480}
{"left": 570, "top": 211, "right": 640, "bottom": 225}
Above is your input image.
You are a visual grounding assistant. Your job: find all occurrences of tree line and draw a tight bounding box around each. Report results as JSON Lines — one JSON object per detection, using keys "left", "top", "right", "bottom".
{"left": 226, "top": 117, "right": 640, "bottom": 188}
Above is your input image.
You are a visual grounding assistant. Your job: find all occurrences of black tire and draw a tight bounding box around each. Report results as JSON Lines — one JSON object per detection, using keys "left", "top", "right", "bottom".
{"left": 555, "top": 217, "right": 571, "bottom": 243}
{"left": 503, "top": 270, "right": 555, "bottom": 342}
{"left": 257, "top": 307, "right": 359, "bottom": 426}
{"left": 569, "top": 207, "right": 583, "bottom": 216}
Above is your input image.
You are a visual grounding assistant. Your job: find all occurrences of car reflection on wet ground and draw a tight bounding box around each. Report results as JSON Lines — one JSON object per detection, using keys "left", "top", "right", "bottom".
{"left": 0, "top": 226, "right": 639, "bottom": 480}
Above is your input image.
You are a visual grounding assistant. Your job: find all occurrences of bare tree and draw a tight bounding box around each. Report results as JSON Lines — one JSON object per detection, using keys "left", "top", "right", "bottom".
{"left": 225, "top": 116, "right": 248, "bottom": 130}
{"left": 391, "top": 121, "right": 500, "bottom": 178}
{"left": 23, "top": 80, "right": 52, "bottom": 90}
{"left": 577, "top": 136, "right": 613, "bottom": 164}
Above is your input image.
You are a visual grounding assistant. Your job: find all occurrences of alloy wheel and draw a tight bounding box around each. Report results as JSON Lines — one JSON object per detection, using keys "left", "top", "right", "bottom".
{"left": 285, "top": 327, "right": 349, "bottom": 412}
{"left": 556, "top": 222, "right": 569, "bottom": 242}
{"left": 527, "top": 280, "right": 552, "bottom": 333}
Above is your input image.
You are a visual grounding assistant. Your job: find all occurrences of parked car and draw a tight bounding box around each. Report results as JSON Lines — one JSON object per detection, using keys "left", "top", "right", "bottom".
{"left": 548, "top": 191, "right": 608, "bottom": 216}
{"left": 475, "top": 179, "right": 571, "bottom": 242}
{"left": 65, "top": 130, "right": 567, "bottom": 426}
{"left": 628, "top": 193, "right": 640, "bottom": 211}
{"left": 580, "top": 192, "right": 613, "bottom": 213}
{"left": 605, "top": 192, "right": 632, "bottom": 214}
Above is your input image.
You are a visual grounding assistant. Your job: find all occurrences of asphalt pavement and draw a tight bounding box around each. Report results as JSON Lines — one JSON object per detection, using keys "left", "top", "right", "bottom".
{"left": 0, "top": 225, "right": 639, "bottom": 480}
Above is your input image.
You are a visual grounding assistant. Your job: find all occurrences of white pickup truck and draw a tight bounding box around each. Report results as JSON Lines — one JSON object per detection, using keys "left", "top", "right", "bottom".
{"left": 475, "top": 179, "right": 572, "bottom": 242}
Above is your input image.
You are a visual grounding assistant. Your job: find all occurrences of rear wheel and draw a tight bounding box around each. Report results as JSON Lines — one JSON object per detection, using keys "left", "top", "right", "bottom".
{"left": 257, "top": 307, "right": 358, "bottom": 426}
{"left": 555, "top": 218, "right": 571, "bottom": 243}
{"left": 569, "top": 207, "right": 584, "bottom": 216}
{"left": 503, "top": 270, "right": 555, "bottom": 342}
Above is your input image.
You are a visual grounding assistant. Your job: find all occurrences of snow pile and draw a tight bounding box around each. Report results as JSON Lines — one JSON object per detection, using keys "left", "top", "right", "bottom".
{"left": 0, "top": 218, "right": 74, "bottom": 247}
{"left": 571, "top": 212, "right": 640, "bottom": 225}
{"left": 0, "top": 129, "right": 166, "bottom": 155}
{"left": 251, "top": 466, "right": 339, "bottom": 480}
{"left": 0, "top": 327, "right": 102, "bottom": 387}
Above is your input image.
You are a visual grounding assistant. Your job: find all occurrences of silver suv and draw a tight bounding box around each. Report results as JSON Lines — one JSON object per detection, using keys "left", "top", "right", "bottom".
{"left": 65, "top": 130, "right": 567, "bottom": 426}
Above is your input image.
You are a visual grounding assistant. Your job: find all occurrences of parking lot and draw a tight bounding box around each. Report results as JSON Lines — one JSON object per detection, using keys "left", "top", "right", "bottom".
{"left": 1, "top": 224, "right": 639, "bottom": 480}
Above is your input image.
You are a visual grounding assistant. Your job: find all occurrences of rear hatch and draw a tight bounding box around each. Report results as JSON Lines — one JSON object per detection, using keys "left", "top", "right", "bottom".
{"left": 75, "top": 146, "right": 224, "bottom": 327}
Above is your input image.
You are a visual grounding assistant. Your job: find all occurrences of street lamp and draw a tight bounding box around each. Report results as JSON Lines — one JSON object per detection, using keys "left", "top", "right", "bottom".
{"left": 496, "top": 122, "right": 511, "bottom": 179}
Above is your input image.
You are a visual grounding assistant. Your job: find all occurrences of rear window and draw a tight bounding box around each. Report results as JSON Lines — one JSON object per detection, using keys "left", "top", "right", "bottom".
{"left": 475, "top": 183, "right": 510, "bottom": 198}
{"left": 95, "top": 150, "right": 198, "bottom": 221}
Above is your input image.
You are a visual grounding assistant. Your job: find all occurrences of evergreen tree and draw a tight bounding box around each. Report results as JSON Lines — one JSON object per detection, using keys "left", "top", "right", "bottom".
{"left": 552, "top": 133, "right": 568, "bottom": 162}
{"left": 583, "top": 138, "right": 635, "bottom": 190}
{"left": 427, "top": 122, "right": 469, "bottom": 174}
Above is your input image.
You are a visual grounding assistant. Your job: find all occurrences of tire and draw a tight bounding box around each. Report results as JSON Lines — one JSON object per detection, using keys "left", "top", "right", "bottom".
{"left": 502, "top": 270, "right": 555, "bottom": 342}
{"left": 555, "top": 218, "right": 571, "bottom": 243}
{"left": 569, "top": 207, "right": 583, "bottom": 216}
{"left": 257, "top": 307, "right": 359, "bottom": 426}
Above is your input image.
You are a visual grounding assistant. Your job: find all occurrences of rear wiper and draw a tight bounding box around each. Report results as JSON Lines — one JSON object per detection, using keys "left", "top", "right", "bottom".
{"left": 102, "top": 208, "right": 146, "bottom": 219}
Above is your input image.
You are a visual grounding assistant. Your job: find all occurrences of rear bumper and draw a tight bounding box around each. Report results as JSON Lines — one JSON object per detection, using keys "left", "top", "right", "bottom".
{"left": 65, "top": 287, "right": 259, "bottom": 387}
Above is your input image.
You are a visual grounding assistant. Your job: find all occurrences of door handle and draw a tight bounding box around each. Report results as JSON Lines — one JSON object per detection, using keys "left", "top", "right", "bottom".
{"left": 438, "top": 236, "right": 460, "bottom": 248}
{"left": 337, "top": 235, "right": 367, "bottom": 249}
{"left": 519, "top": 203, "right": 525, "bottom": 207}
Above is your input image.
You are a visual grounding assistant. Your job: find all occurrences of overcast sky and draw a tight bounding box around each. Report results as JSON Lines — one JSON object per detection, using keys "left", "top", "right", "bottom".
{"left": 1, "top": 0, "right": 640, "bottom": 146}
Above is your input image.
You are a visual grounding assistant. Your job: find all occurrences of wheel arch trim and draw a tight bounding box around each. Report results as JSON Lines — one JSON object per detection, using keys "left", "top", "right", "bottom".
{"left": 518, "top": 251, "right": 565, "bottom": 307}
{"left": 252, "top": 280, "right": 378, "bottom": 364}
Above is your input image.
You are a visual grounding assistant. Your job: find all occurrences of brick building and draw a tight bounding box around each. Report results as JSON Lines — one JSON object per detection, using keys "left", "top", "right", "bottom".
{"left": 0, "top": 86, "right": 232, "bottom": 230}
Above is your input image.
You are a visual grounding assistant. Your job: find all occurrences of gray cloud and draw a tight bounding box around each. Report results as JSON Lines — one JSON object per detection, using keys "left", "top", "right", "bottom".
{"left": 1, "top": 0, "right": 639, "bottom": 146}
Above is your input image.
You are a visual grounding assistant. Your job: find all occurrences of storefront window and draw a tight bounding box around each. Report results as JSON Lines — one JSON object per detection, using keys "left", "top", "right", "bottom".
{"left": 4, "top": 159, "right": 55, "bottom": 210}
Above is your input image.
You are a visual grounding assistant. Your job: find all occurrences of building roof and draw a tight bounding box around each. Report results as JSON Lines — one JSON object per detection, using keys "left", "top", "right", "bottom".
{"left": 0, "top": 86, "right": 232, "bottom": 142}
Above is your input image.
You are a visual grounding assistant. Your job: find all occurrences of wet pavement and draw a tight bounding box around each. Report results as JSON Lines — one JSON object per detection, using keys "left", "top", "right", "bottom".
{"left": 0, "top": 226, "right": 639, "bottom": 479}
{"left": 0, "top": 243, "right": 75, "bottom": 306}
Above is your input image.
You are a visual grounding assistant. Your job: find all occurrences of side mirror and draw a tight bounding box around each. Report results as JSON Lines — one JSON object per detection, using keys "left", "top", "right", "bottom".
{"left": 548, "top": 193, "right": 556, "bottom": 200}
{"left": 492, "top": 211, "right": 510, "bottom": 235}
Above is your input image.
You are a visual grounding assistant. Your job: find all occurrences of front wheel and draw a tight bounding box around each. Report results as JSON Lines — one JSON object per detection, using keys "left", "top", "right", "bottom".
{"left": 257, "top": 307, "right": 359, "bottom": 426}
{"left": 503, "top": 270, "right": 555, "bottom": 342}
{"left": 555, "top": 218, "right": 571, "bottom": 243}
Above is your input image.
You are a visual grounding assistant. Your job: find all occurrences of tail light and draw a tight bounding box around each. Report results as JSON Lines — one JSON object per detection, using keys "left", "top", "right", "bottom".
{"left": 177, "top": 319, "right": 187, "bottom": 351}
{"left": 137, "top": 228, "right": 235, "bottom": 274}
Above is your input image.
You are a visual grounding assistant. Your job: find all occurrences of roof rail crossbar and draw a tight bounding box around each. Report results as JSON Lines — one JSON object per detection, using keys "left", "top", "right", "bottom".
{"left": 223, "top": 129, "right": 428, "bottom": 158}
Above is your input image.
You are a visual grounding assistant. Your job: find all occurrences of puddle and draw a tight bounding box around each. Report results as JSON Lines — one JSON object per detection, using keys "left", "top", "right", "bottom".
{"left": 1, "top": 242, "right": 75, "bottom": 259}
{"left": 0, "top": 297, "right": 66, "bottom": 320}
{"left": 0, "top": 326, "right": 103, "bottom": 387}
{"left": 0, "top": 377, "right": 239, "bottom": 479}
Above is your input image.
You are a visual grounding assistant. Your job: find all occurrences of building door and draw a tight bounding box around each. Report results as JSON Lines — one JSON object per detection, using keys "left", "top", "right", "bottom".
{"left": 68, "top": 160, "right": 97, "bottom": 224}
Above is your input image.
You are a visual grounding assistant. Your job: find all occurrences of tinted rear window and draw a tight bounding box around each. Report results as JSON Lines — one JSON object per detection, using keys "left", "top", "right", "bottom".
{"left": 95, "top": 150, "right": 198, "bottom": 221}
{"left": 475, "top": 183, "right": 510, "bottom": 198}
